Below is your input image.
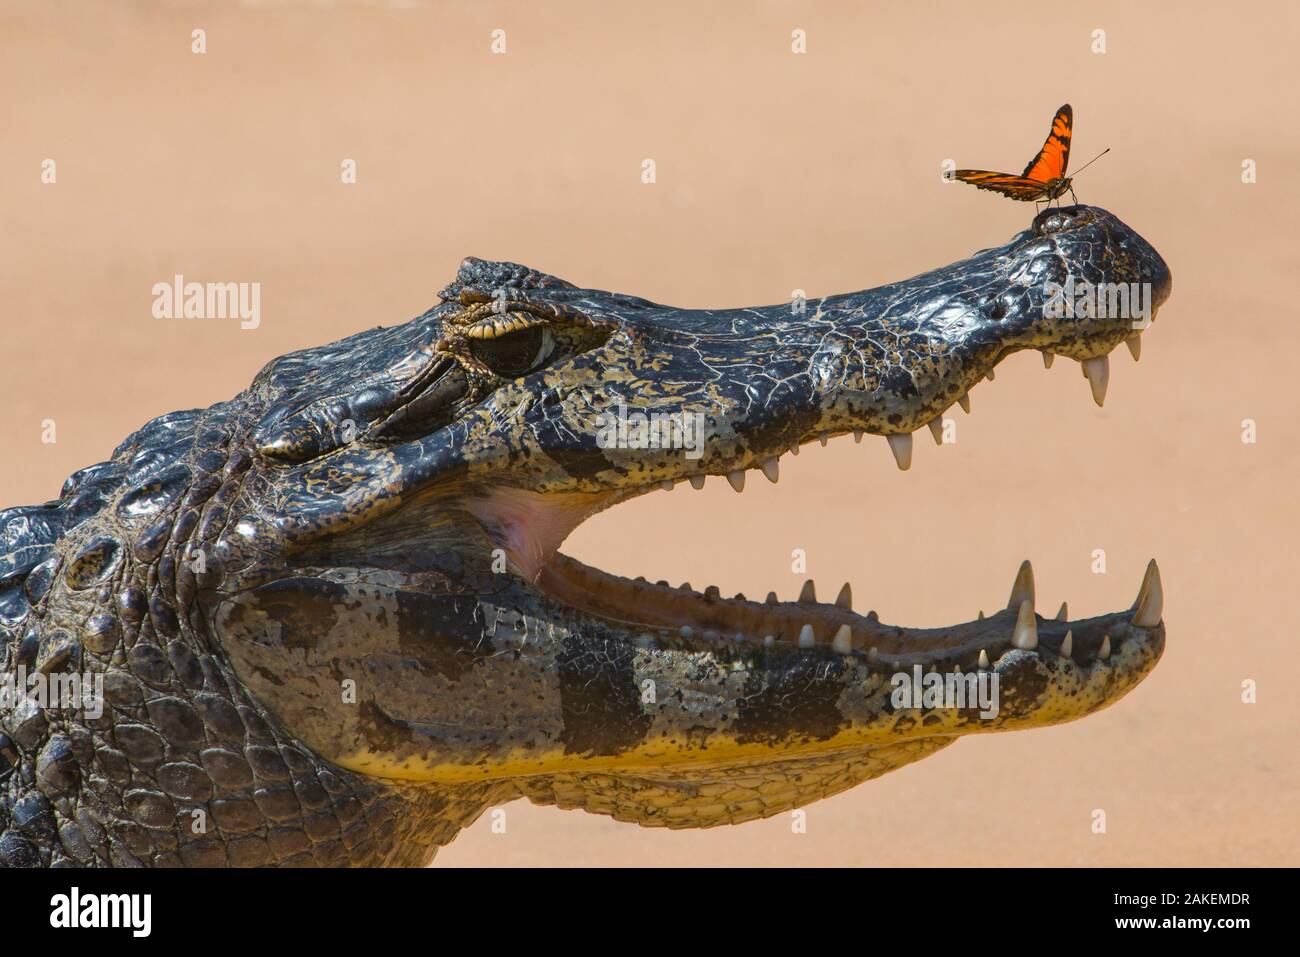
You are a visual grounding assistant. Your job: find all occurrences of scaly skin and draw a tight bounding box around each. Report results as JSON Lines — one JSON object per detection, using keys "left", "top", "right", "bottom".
{"left": 0, "top": 205, "right": 1171, "bottom": 866}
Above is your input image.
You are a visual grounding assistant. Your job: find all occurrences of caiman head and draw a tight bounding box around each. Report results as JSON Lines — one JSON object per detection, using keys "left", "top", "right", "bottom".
{"left": 195, "top": 205, "right": 1171, "bottom": 837}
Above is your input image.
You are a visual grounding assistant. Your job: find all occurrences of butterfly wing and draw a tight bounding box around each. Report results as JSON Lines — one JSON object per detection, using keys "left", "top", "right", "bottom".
{"left": 951, "top": 170, "right": 1051, "bottom": 200}
{"left": 1020, "top": 104, "right": 1072, "bottom": 182}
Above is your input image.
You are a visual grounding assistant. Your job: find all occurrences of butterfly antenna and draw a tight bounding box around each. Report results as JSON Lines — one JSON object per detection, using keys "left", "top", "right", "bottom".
{"left": 1070, "top": 148, "right": 1110, "bottom": 178}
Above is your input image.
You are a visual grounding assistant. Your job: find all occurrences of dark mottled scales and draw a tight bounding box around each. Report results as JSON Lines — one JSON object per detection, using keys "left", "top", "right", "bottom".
{"left": 0, "top": 208, "right": 1171, "bottom": 866}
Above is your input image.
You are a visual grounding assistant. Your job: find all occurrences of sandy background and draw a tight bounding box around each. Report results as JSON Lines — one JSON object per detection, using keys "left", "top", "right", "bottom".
{"left": 2, "top": 1, "right": 1296, "bottom": 866}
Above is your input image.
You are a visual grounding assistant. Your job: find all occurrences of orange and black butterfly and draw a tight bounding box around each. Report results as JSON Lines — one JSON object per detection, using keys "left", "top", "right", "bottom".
{"left": 954, "top": 104, "right": 1078, "bottom": 204}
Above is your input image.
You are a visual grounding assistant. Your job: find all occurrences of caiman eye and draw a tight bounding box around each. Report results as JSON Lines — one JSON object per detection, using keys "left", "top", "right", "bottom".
{"left": 469, "top": 326, "right": 555, "bottom": 378}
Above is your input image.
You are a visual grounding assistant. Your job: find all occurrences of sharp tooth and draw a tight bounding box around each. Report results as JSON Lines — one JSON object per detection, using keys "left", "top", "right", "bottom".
{"left": 789, "top": 443, "right": 799, "bottom": 456}
{"left": 1131, "top": 559, "right": 1163, "bottom": 627}
{"left": 798, "top": 624, "right": 816, "bottom": 647}
{"left": 763, "top": 635, "right": 775, "bottom": 647}
{"left": 831, "top": 624, "right": 853, "bottom": 654}
{"left": 1007, "top": 560, "right": 1035, "bottom": 610}
{"left": 1011, "top": 599, "right": 1038, "bottom": 650}
{"left": 727, "top": 470, "right": 746, "bottom": 492}
{"left": 1126, "top": 335, "right": 1142, "bottom": 361}
{"left": 1059, "top": 630, "right": 1073, "bottom": 658}
{"left": 1083, "top": 355, "right": 1110, "bottom": 406}
{"left": 886, "top": 433, "right": 913, "bottom": 470}
{"left": 958, "top": 393, "right": 971, "bottom": 413}
{"left": 689, "top": 475, "right": 706, "bottom": 490}
{"left": 1055, "top": 601, "right": 1068, "bottom": 621}
{"left": 985, "top": 368, "right": 996, "bottom": 382}
{"left": 835, "top": 582, "right": 852, "bottom": 609}
{"left": 704, "top": 585, "right": 720, "bottom": 599}
{"left": 927, "top": 417, "right": 943, "bottom": 444}
{"left": 1042, "top": 350, "right": 1055, "bottom": 369}
{"left": 1098, "top": 634, "right": 1111, "bottom": 659}
{"left": 977, "top": 610, "right": 985, "bottom": 620}
{"left": 765, "top": 591, "right": 779, "bottom": 605}
{"left": 854, "top": 430, "right": 863, "bottom": 443}
{"left": 660, "top": 479, "right": 675, "bottom": 491}
{"left": 978, "top": 649, "right": 990, "bottom": 669}
{"left": 867, "top": 646, "right": 879, "bottom": 662}
{"left": 799, "top": 579, "right": 817, "bottom": 603}
{"left": 819, "top": 433, "right": 829, "bottom": 446}
{"left": 760, "top": 457, "right": 780, "bottom": 483}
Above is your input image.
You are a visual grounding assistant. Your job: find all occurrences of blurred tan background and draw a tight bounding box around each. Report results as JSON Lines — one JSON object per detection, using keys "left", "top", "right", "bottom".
{"left": 2, "top": 1, "right": 1296, "bottom": 866}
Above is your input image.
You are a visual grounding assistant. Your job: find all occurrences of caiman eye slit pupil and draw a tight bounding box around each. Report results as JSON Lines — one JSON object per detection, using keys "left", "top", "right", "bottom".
{"left": 470, "top": 326, "right": 555, "bottom": 377}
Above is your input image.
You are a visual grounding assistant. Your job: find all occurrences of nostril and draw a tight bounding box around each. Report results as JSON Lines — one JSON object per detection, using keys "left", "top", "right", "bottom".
{"left": 988, "top": 299, "right": 1008, "bottom": 321}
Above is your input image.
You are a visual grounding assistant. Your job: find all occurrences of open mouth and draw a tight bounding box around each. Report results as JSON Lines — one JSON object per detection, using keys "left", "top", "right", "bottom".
{"left": 468, "top": 378, "right": 1164, "bottom": 677}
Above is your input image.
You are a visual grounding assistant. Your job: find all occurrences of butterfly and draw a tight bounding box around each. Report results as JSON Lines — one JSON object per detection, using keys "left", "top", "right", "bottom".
{"left": 954, "top": 104, "right": 1081, "bottom": 205}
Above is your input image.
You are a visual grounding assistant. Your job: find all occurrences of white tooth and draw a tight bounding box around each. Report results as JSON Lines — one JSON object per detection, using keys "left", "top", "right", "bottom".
{"left": 727, "top": 470, "right": 746, "bottom": 492}
{"left": 985, "top": 368, "right": 996, "bottom": 382}
{"left": 952, "top": 664, "right": 962, "bottom": 674}
{"left": 1126, "top": 335, "right": 1142, "bottom": 361}
{"left": 831, "top": 624, "right": 853, "bottom": 654}
{"left": 1083, "top": 355, "right": 1110, "bottom": 406}
{"left": 886, "top": 433, "right": 913, "bottom": 470}
{"left": 958, "top": 393, "right": 971, "bottom": 413}
{"left": 978, "top": 649, "right": 990, "bottom": 669}
{"left": 763, "top": 635, "right": 775, "bottom": 647}
{"left": 1007, "top": 560, "right": 1035, "bottom": 610}
{"left": 1042, "top": 350, "right": 1055, "bottom": 369}
{"left": 680, "top": 626, "right": 694, "bottom": 638}
{"left": 799, "top": 579, "right": 817, "bottom": 603}
{"left": 765, "top": 591, "right": 779, "bottom": 605}
{"left": 835, "top": 582, "right": 852, "bottom": 609}
{"left": 1131, "top": 559, "right": 1163, "bottom": 627}
{"left": 1055, "top": 601, "right": 1068, "bottom": 621}
{"left": 927, "top": 417, "right": 943, "bottom": 444}
{"left": 819, "top": 433, "right": 829, "bottom": 446}
{"left": 760, "top": 457, "right": 780, "bottom": 483}
{"left": 689, "top": 474, "right": 706, "bottom": 490}
{"left": 1059, "top": 630, "right": 1073, "bottom": 658}
{"left": 1012, "top": 599, "right": 1038, "bottom": 650}
{"left": 1098, "top": 634, "right": 1111, "bottom": 659}
{"left": 867, "top": 646, "right": 879, "bottom": 662}
{"left": 798, "top": 624, "right": 816, "bottom": 647}
{"left": 660, "top": 479, "right": 675, "bottom": 491}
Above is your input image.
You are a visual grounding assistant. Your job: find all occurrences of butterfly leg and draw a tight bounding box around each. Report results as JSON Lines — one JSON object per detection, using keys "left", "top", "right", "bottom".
{"left": 1069, "top": 185, "right": 1080, "bottom": 206}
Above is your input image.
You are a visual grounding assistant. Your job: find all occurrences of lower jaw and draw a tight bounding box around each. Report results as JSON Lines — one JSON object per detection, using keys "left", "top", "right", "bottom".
{"left": 533, "top": 551, "right": 1110, "bottom": 672}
